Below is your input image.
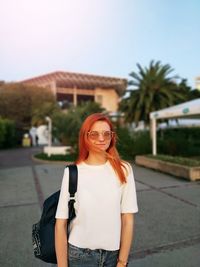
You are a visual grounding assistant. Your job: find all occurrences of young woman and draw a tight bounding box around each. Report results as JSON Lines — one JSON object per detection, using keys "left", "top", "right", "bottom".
{"left": 55, "top": 113, "right": 138, "bottom": 267}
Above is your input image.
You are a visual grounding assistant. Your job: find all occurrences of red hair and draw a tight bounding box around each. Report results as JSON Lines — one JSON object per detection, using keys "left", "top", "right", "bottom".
{"left": 75, "top": 113, "right": 128, "bottom": 183}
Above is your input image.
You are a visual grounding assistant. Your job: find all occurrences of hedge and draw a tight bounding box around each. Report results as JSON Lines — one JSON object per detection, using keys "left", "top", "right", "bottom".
{"left": 116, "top": 126, "right": 200, "bottom": 160}
{"left": 0, "top": 118, "right": 17, "bottom": 148}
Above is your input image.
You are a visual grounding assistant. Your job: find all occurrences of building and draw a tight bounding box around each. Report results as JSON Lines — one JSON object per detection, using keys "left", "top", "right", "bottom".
{"left": 195, "top": 76, "right": 200, "bottom": 90}
{"left": 21, "top": 71, "right": 127, "bottom": 112}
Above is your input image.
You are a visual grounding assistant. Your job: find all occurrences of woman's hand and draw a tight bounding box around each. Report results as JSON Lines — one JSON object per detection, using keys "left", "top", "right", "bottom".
{"left": 117, "top": 261, "right": 128, "bottom": 267}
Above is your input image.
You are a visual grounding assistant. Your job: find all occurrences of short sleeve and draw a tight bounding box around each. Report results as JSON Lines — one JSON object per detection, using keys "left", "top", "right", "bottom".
{"left": 55, "top": 167, "right": 70, "bottom": 219}
{"left": 121, "top": 164, "right": 138, "bottom": 213}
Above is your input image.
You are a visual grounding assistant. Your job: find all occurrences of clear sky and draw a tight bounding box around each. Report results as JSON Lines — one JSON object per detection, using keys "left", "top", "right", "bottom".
{"left": 1, "top": 0, "right": 199, "bottom": 87}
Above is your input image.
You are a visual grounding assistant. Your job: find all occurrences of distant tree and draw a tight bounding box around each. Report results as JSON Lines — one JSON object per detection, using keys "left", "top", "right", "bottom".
{"left": 31, "top": 102, "right": 60, "bottom": 126}
{"left": 177, "top": 79, "right": 200, "bottom": 101}
{"left": 52, "top": 101, "right": 104, "bottom": 148}
{"left": 0, "top": 81, "right": 5, "bottom": 86}
{"left": 119, "top": 60, "right": 186, "bottom": 126}
{"left": 0, "top": 117, "right": 18, "bottom": 148}
{"left": 0, "top": 83, "right": 59, "bottom": 128}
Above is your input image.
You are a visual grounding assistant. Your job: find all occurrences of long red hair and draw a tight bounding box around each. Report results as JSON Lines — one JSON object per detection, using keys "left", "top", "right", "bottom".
{"left": 75, "top": 113, "right": 128, "bottom": 183}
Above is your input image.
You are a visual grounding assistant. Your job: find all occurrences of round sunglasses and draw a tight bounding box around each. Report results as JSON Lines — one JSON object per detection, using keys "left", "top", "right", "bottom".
{"left": 87, "top": 130, "right": 114, "bottom": 140}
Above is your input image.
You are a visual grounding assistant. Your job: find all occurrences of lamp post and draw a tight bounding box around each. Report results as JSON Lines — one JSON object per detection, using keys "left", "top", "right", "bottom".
{"left": 150, "top": 113, "right": 157, "bottom": 156}
{"left": 45, "top": 116, "right": 52, "bottom": 157}
{"left": 152, "top": 118, "right": 157, "bottom": 155}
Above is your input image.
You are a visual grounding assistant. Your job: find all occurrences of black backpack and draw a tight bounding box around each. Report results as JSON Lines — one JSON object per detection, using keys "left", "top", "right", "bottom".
{"left": 32, "top": 165, "right": 78, "bottom": 264}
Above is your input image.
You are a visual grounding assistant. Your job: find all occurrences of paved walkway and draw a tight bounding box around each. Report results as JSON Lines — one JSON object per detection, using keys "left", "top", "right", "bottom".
{"left": 0, "top": 148, "right": 200, "bottom": 267}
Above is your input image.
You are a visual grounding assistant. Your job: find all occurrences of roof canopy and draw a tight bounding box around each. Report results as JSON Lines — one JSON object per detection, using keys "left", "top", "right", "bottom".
{"left": 149, "top": 98, "right": 200, "bottom": 155}
{"left": 150, "top": 99, "right": 200, "bottom": 120}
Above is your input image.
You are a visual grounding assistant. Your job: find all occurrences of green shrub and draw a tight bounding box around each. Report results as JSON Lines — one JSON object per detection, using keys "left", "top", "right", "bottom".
{"left": 131, "top": 130, "right": 151, "bottom": 156}
{"left": 116, "top": 127, "right": 135, "bottom": 160}
{"left": 117, "top": 126, "right": 200, "bottom": 160}
{"left": 0, "top": 118, "right": 17, "bottom": 148}
{"left": 157, "top": 127, "right": 200, "bottom": 156}
{"left": 52, "top": 101, "right": 104, "bottom": 151}
{"left": 116, "top": 128, "right": 151, "bottom": 160}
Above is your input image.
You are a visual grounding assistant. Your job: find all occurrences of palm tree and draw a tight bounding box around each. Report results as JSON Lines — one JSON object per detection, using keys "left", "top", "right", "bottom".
{"left": 119, "top": 60, "right": 186, "bottom": 126}
{"left": 177, "top": 78, "right": 200, "bottom": 101}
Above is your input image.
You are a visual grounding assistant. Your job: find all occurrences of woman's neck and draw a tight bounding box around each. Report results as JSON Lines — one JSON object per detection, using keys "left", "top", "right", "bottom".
{"left": 85, "top": 152, "right": 107, "bottom": 165}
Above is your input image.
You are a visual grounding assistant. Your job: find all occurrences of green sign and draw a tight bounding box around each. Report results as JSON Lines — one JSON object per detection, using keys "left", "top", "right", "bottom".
{"left": 182, "top": 108, "right": 189, "bottom": 114}
{"left": 154, "top": 113, "right": 159, "bottom": 118}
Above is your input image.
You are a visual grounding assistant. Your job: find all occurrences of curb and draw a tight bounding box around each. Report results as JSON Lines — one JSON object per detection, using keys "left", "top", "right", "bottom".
{"left": 31, "top": 155, "right": 74, "bottom": 165}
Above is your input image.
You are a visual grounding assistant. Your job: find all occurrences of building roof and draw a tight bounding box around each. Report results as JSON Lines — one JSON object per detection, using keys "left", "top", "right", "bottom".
{"left": 21, "top": 71, "right": 127, "bottom": 95}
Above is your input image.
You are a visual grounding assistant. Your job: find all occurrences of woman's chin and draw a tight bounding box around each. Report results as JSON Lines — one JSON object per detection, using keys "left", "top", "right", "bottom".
{"left": 94, "top": 145, "right": 108, "bottom": 152}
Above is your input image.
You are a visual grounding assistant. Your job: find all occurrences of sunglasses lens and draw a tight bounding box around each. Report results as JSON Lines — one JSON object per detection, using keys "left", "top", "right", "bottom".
{"left": 89, "top": 131, "right": 99, "bottom": 140}
{"left": 103, "top": 131, "right": 112, "bottom": 139}
{"left": 88, "top": 131, "right": 113, "bottom": 140}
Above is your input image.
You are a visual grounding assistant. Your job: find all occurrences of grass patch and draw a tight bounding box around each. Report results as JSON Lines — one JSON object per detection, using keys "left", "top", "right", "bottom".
{"left": 34, "top": 153, "right": 77, "bottom": 162}
{"left": 146, "top": 154, "right": 200, "bottom": 167}
{"left": 192, "top": 156, "right": 200, "bottom": 161}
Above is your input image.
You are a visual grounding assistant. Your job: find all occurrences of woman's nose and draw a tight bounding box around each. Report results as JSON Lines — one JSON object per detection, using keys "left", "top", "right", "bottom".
{"left": 98, "top": 133, "right": 105, "bottom": 141}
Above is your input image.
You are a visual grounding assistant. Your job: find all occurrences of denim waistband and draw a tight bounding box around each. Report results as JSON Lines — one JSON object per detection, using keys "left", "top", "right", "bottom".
{"left": 68, "top": 243, "right": 119, "bottom": 254}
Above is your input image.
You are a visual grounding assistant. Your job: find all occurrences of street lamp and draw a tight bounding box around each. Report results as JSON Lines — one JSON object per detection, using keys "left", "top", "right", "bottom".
{"left": 45, "top": 116, "right": 52, "bottom": 157}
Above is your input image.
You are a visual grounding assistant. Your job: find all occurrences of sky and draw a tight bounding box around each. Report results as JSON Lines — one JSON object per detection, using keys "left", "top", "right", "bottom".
{"left": 1, "top": 0, "right": 200, "bottom": 87}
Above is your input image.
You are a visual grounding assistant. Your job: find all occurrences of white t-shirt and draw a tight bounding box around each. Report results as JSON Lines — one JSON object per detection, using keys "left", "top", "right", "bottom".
{"left": 55, "top": 161, "right": 138, "bottom": 250}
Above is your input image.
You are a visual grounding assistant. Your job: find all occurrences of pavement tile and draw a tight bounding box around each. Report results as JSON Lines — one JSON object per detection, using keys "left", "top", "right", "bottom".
{"left": 134, "top": 165, "right": 190, "bottom": 188}
{"left": 0, "top": 147, "right": 42, "bottom": 169}
{"left": 162, "top": 184, "right": 200, "bottom": 207}
{"left": 34, "top": 164, "right": 65, "bottom": 199}
{"left": 129, "top": 243, "right": 200, "bottom": 267}
{"left": 135, "top": 181, "right": 150, "bottom": 191}
{"left": 0, "top": 204, "right": 41, "bottom": 267}
{"left": 0, "top": 167, "right": 38, "bottom": 207}
{"left": 132, "top": 190, "right": 200, "bottom": 252}
{"left": 1, "top": 148, "right": 200, "bottom": 267}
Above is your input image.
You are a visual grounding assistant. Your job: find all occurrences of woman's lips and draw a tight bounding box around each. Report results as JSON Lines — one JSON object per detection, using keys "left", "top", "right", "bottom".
{"left": 96, "top": 144, "right": 106, "bottom": 145}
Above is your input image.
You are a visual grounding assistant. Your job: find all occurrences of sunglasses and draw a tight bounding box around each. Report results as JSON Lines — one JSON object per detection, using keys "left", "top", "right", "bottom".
{"left": 87, "top": 130, "right": 114, "bottom": 140}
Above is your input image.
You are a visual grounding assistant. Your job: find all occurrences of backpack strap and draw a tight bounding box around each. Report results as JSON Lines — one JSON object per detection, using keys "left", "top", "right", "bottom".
{"left": 67, "top": 165, "right": 78, "bottom": 200}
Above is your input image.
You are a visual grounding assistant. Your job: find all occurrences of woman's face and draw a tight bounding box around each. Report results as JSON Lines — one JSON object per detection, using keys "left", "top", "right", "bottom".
{"left": 87, "top": 121, "right": 112, "bottom": 151}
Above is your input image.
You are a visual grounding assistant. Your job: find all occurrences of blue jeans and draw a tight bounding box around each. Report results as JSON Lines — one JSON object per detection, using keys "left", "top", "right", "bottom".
{"left": 68, "top": 243, "right": 119, "bottom": 267}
